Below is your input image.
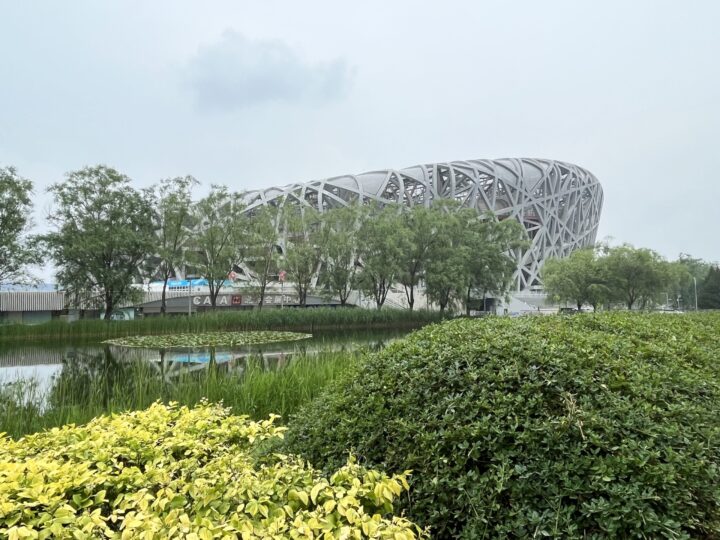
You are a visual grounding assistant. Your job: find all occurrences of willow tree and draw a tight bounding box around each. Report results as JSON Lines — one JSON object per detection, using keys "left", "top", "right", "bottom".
{"left": 356, "top": 204, "right": 406, "bottom": 309}
{"left": 397, "top": 203, "right": 456, "bottom": 311}
{"left": 244, "top": 205, "right": 281, "bottom": 310}
{"left": 318, "top": 205, "right": 361, "bottom": 306}
{"left": 543, "top": 248, "right": 609, "bottom": 310}
{"left": 151, "top": 176, "right": 197, "bottom": 315}
{"left": 187, "top": 186, "right": 246, "bottom": 309}
{"left": 282, "top": 206, "right": 323, "bottom": 306}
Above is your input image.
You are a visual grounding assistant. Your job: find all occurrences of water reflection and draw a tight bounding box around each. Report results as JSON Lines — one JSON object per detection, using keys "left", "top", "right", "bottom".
{"left": 0, "top": 329, "right": 405, "bottom": 409}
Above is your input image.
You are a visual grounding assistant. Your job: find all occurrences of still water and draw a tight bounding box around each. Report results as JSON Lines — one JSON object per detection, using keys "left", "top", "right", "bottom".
{"left": 0, "top": 329, "right": 408, "bottom": 416}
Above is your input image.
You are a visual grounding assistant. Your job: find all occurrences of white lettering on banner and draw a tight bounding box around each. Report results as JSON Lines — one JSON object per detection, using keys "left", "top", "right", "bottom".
{"left": 192, "top": 295, "right": 230, "bottom": 306}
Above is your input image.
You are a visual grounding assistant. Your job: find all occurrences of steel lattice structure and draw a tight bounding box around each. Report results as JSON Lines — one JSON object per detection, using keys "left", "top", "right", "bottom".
{"left": 242, "top": 158, "right": 603, "bottom": 291}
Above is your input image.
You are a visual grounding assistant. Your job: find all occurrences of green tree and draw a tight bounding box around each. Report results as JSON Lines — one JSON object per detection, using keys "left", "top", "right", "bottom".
{"left": 673, "top": 254, "right": 711, "bottom": 310}
{"left": 698, "top": 266, "right": 720, "bottom": 309}
{"left": 543, "top": 248, "right": 609, "bottom": 310}
{"left": 0, "top": 166, "right": 37, "bottom": 285}
{"left": 463, "top": 215, "right": 527, "bottom": 314}
{"left": 44, "top": 166, "right": 156, "bottom": 320}
{"left": 356, "top": 204, "right": 405, "bottom": 309}
{"left": 282, "top": 207, "right": 323, "bottom": 306}
{"left": 151, "top": 176, "right": 197, "bottom": 315}
{"left": 423, "top": 203, "right": 473, "bottom": 313}
{"left": 188, "top": 186, "right": 245, "bottom": 309}
{"left": 317, "top": 205, "right": 361, "bottom": 307}
{"left": 397, "top": 204, "right": 450, "bottom": 311}
{"left": 601, "top": 244, "right": 671, "bottom": 310}
{"left": 244, "top": 205, "right": 281, "bottom": 310}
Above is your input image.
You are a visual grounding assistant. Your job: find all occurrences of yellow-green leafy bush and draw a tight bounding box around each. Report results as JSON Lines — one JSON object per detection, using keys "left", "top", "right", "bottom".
{"left": 0, "top": 402, "right": 424, "bottom": 539}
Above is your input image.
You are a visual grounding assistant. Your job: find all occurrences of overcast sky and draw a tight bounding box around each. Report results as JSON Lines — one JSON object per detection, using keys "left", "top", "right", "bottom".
{"left": 1, "top": 1, "right": 718, "bottom": 265}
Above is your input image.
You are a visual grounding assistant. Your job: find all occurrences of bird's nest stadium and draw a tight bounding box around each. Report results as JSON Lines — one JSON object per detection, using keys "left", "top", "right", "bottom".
{"left": 242, "top": 157, "right": 603, "bottom": 292}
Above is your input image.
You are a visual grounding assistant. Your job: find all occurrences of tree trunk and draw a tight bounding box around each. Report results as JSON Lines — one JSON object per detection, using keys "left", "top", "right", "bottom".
{"left": 104, "top": 293, "right": 114, "bottom": 322}
{"left": 258, "top": 280, "right": 266, "bottom": 310}
{"left": 577, "top": 301, "right": 582, "bottom": 311}
{"left": 161, "top": 278, "right": 168, "bottom": 316}
{"left": 466, "top": 285, "right": 472, "bottom": 316}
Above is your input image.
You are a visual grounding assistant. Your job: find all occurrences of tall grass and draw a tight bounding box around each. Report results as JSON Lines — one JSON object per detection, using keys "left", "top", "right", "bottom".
{"left": 0, "top": 307, "right": 443, "bottom": 343}
{"left": 0, "top": 350, "right": 359, "bottom": 439}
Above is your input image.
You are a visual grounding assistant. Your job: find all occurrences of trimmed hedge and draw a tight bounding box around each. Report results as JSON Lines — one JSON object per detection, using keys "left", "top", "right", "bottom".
{"left": 0, "top": 402, "right": 425, "bottom": 539}
{"left": 285, "top": 312, "right": 720, "bottom": 538}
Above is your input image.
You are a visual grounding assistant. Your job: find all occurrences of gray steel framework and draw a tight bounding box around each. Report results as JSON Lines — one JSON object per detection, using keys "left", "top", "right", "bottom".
{"left": 242, "top": 158, "right": 603, "bottom": 291}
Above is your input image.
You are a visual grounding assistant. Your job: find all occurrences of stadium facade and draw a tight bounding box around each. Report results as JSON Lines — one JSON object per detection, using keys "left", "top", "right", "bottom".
{"left": 242, "top": 157, "right": 603, "bottom": 291}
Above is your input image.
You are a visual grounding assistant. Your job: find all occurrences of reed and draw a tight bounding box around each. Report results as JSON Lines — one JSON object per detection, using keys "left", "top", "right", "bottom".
{"left": 0, "top": 307, "right": 443, "bottom": 343}
{"left": 0, "top": 350, "right": 359, "bottom": 439}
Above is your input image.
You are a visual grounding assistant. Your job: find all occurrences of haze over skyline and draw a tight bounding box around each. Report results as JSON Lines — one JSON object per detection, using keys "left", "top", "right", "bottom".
{"left": 1, "top": 1, "right": 718, "bottom": 265}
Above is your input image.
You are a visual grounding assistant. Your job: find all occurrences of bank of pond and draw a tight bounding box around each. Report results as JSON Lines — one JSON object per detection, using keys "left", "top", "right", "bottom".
{"left": 0, "top": 306, "right": 444, "bottom": 343}
{"left": 1, "top": 311, "right": 720, "bottom": 538}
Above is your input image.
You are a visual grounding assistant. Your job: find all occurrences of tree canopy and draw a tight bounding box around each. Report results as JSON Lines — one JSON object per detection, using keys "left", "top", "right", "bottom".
{"left": 0, "top": 166, "right": 37, "bottom": 285}
{"left": 543, "top": 248, "right": 609, "bottom": 310}
{"left": 187, "top": 186, "right": 246, "bottom": 309}
{"left": 43, "top": 166, "right": 156, "bottom": 320}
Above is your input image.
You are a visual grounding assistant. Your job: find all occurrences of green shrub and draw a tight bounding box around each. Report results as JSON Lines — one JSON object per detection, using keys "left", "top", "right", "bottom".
{"left": 285, "top": 312, "right": 720, "bottom": 538}
{"left": 0, "top": 402, "right": 425, "bottom": 539}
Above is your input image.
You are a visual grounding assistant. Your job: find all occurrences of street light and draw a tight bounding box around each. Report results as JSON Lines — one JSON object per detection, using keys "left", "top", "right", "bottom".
{"left": 187, "top": 275, "right": 199, "bottom": 317}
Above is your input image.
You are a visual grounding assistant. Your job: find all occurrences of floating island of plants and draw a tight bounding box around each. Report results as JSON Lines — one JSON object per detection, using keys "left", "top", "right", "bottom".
{"left": 103, "top": 331, "right": 312, "bottom": 349}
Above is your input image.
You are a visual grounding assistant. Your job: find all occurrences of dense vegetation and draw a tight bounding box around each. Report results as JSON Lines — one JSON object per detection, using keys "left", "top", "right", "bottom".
{"left": 0, "top": 349, "right": 361, "bottom": 439}
{"left": 0, "top": 307, "right": 442, "bottom": 343}
{"left": 286, "top": 312, "right": 720, "bottom": 538}
{"left": 543, "top": 245, "right": 720, "bottom": 310}
{"left": 0, "top": 402, "right": 424, "bottom": 538}
{"left": 3, "top": 163, "right": 527, "bottom": 314}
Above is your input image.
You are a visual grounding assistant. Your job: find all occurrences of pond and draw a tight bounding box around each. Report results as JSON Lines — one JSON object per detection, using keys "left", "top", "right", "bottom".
{"left": 0, "top": 329, "right": 410, "bottom": 438}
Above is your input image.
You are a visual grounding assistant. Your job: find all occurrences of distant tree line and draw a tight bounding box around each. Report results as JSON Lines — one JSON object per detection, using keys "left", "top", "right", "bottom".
{"left": 1, "top": 164, "right": 529, "bottom": 319}
{"left": 543, "top": 244, "right": 720, "bottom": 311}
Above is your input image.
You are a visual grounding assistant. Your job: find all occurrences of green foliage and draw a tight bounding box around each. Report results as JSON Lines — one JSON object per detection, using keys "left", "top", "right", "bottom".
{"left": 42, "top": 166, "right": 156, "bottom": 320}
{"left": 282, "top": 207, "right": 323, "bottom": 306}
{"left": 0, "top": 166, "right": 38, "bottom": 285}
{"left": 187, "top": 186, "right": 246, "bottom": 309}
{"left": 103, "top": 330, "right": 311, "bottom": 348}
{"left": 424, "top": 206, "right": 527, "bottom": 313}
{"left": 317, "top": 205, "right": 361, "bottom": 306}
{"left": 699, "top": 266, "right": 720, "bottom": 309}
{"left": 356, "top": 205, "right": 406, "bottom": 309}
{"left": 396, "top": 205, "right": 452, "bottom": 311}
{"left": 286, "top": 312, "right": 720, "bottom": 538}
{"left": 600, "top": 244, "right": 673, "bottom": 309}
{"left": 244, "top": 205, "right": 281, "bottom": 309}
{"left": 0, "top": 348, "right": 363, "bottom": 439}
{"left": 0, "top": 307, "right": 444, "bottom": 343}
{"left": 149, "top": 176, "right": 198, "bottom": 314}
{"left": 673, "top": 254, "right": 711, "bottom": 310}
{"left": 0, "top": 402, "right": 424, "bottom": 539}
{"left": 543, "top": 248, "right": 609, "bottom": 310}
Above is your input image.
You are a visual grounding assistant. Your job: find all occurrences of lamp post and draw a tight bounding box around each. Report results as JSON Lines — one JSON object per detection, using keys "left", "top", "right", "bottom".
{"left": 187, "top": 275, "right": 198, "bottom": 317}
{"left": 693, "top": 276, "right": 698, "bottom": 311}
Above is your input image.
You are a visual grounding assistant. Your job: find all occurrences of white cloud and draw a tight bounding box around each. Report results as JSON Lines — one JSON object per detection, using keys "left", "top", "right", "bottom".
{"left": 186, "top": 30, "right": 351, "bottom": 110}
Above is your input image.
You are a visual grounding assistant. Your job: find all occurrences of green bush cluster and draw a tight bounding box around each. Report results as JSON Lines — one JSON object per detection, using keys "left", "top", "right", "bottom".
{"left": 0, "top": 402, "right": 424, "bottom": 539}
{"left": 285, "top": 312, "right": 720, "bottom": 538}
